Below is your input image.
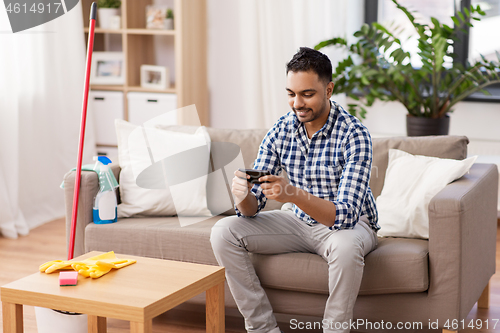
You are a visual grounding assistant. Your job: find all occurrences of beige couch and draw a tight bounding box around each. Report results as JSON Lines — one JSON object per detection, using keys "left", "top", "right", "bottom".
{"left": 64, "top": 127, "right": 498, "bottom": 332}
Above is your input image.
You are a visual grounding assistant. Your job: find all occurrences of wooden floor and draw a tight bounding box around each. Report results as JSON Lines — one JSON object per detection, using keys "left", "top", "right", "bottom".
{"left": 1, "top": 218, "right": 500, "bottom": 333}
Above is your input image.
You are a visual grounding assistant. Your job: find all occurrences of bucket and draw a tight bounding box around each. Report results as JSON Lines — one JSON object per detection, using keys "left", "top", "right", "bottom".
{"left": 35, "top": 307, "right": 88, "bottom": 333}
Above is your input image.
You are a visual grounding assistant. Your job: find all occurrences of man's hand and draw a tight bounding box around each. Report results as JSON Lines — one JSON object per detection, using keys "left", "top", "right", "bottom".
{"left": 259, "top": 175, "right": 296, "bottom": 203}
{"left": 261, "top": 174, "right": 337, "bottom": 227}
{"left": 232, "top": 169, "right": 253, "bottom": 205}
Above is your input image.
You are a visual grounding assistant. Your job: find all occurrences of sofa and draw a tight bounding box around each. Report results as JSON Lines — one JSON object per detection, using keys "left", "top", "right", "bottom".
{"left": 63, "top": 127, "right": 498, "bottom": 332}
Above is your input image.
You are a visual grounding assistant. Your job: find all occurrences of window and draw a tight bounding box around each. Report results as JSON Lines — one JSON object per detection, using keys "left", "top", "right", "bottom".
{"left": 365, "top": 0, "right": 500, "bottom": 102}
{"left": 469, "top": 0, "right": 500, "bottom": 63}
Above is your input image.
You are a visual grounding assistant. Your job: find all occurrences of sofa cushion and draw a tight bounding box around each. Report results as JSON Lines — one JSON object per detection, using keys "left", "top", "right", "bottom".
{"left": 370, "top": 135, "right": 469, "bottom": 198}
{"left": 253, "top": 237, "right": 429, "bottom": 295}
{"left": 85, "top": 218, "right": 429, "bottom": 296}
{"left": 376, "top": 149, "right": 477, "bottom": 239}
{"left": 114, "top": 120, "right": 212, "bottom": 218}
{"left": 207, "top": 127, "right": 286, "bottom": 214}
{"left": 206, "top": 127, "right": 269, "bottom": 169}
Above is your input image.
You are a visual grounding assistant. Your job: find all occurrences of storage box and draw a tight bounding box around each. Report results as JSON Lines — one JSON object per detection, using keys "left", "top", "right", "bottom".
{"left": 89, "top": 91, "right": 124, "bottom": 145}
{"left": 127, "top": 92, "right": 177, "bottom": 126}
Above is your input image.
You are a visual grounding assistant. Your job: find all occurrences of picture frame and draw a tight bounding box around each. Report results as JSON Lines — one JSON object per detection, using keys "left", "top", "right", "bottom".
{"left": 140, "top": 65, "right": 169, "bottom": 90}
{"left": 145, "top": 5, "right": 168, "bottom": 29}
{"left": 90, "top": 52, "right": 125, "bottom": 85}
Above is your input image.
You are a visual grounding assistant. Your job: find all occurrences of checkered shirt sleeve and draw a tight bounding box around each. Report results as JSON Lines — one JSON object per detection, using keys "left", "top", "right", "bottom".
{"left": 333, "top": 128, "right": 373, "bottom": 229}
{"left": 234, "top": 127, "right": 282, "bottom": 218}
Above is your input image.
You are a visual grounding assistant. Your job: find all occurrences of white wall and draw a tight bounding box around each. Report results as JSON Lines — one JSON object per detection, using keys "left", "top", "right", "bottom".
{"left": 206, "top": 0, "right": 365, "bottom": 129}
{"left": 207, "top": 0, "right": 245, "bottom": 129}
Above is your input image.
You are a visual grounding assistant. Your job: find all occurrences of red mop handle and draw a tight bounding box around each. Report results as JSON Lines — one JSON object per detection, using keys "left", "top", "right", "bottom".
{"left": 68, "top": 2, "right": 97, "bottom": 260}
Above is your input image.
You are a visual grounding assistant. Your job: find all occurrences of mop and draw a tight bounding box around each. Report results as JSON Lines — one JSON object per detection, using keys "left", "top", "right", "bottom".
{"left": 39, "top": 2, "right": 136, "bottom": 288}
{"left": 68, "top": 2, "right": 97, "bottom": 261}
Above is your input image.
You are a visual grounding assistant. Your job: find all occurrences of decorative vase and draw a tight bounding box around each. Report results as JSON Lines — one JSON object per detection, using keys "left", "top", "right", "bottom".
{"left": 163, "top": 18, "right": 174, "bottom": 30}
{"left": 35, "top": 307, "right": 88, "bottom": 333}
{"left": 98, "top": 8, "right": 120, "bottom": 29}
{"left": 406, "top": 115, "right": 450, "bottom": 136}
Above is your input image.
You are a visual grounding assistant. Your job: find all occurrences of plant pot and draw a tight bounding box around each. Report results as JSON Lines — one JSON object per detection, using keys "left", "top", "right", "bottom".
{"left": 35, "top": 307, "right": 88, "bottom": 333}
{"left": 164, "top": 18, "right": 174, "bottom": 30}
{"left": 98, "top": 8, "right": 120, "bottom": 29}
{"left": 406, "top": 115, "right": 450, "bottom": 136}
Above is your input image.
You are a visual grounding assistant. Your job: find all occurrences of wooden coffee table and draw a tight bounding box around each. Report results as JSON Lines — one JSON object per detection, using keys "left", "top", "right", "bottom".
{"left": 1, "top": 251, "right": 225, "bottom": 333}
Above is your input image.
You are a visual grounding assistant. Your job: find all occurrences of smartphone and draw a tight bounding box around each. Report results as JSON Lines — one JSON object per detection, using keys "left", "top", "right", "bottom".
{"left": 238, "top": 169, "right": 271, "bottom": 184}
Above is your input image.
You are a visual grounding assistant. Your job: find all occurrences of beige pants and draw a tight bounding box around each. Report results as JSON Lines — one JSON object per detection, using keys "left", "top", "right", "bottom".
{"left": 210, "top": 207, "right": 378, "bottom": 333}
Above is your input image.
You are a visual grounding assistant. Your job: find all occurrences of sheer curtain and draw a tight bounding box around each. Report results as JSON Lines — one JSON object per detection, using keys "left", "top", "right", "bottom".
{"left": 236, "top": 0, "right": 364, "bottom": 128}
{"left": 0, "top": 2, "right": 96, "bottom": 238}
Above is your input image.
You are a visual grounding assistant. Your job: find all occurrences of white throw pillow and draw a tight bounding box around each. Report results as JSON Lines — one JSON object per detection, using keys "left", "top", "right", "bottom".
{"left": 115, "top": 119, "right": 212, "bottom": 218}
{"left": 376, "top": 149, "right": 477, "bottom": 239}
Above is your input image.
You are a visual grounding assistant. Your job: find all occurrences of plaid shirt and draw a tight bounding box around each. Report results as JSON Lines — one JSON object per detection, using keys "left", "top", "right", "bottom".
{"left": 236, "top": 101, "right": 380, "bottom": 232}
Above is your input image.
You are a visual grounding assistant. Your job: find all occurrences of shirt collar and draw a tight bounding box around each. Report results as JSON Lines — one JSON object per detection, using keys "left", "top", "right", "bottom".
{"left": 292, "top": 100, "right": 338, "bottom": 138}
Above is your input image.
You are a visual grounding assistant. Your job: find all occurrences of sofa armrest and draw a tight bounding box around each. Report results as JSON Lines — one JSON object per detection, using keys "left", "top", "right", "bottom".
{"left": 427, "top": 163, "right": 498, "bottom": 322}
{"left": 63, "top": 163, "right": 122, "bottom": 257}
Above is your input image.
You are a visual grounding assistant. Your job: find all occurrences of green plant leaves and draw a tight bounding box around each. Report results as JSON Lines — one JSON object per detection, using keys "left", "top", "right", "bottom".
{"left": 97, "top": 0, "right": 121, "bottom": 9}
{"left": 314, "top": 37, "right": 347, "bottom": 50}
{"left": 315, "top": 0, "right": 500, "bottom": 119}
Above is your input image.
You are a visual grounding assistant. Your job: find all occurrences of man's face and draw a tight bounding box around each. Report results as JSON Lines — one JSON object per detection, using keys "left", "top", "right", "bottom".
{"left": 286, "top": 70, "right": 333, "bottom": 127}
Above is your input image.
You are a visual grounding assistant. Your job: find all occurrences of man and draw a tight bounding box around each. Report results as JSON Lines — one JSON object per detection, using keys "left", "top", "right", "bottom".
{"left": 210, "top": 47, "right": 380, "bottom": 333}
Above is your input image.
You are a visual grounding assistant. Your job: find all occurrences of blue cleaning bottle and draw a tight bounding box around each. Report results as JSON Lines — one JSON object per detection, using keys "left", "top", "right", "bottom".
{"left": 92, "top": 156, "right": 118, "bottom": 224}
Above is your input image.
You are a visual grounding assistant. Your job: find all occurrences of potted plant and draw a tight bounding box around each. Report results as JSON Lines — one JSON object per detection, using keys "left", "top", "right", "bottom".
{"left": 97, "top": 0, "right": 121, "bottom": 29}
{"left": 315, "top": 0, "right": 500, "bottom": 136}
{"left": 164, "top": 8, "right": 174, "bottom": 30}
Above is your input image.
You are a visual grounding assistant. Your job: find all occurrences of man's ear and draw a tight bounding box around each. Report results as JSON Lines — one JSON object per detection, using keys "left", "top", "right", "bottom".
{"left": 326, "top": 81, "right": 335, "bottom": 98}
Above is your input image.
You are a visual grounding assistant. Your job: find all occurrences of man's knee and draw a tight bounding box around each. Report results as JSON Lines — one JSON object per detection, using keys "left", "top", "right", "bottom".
{"left": 210, "top": 215, "right": 241, "bottom": 253}
{"left": 324, "top": 232, "right": 364, "bottom": 264}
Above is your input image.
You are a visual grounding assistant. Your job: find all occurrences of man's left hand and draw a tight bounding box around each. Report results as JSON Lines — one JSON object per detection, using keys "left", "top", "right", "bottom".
{"left": 259, "top": 175, "right": 297, "bottom": 203}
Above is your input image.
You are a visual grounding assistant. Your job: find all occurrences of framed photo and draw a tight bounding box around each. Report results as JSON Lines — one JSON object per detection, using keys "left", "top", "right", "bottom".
{"left": 91, "top": 52, "right": 125, "bottom": 85}
{"left": 141, "top": 65, "right": 169, "bottom": 90}
{"left": 146, "top": 5, "right": 167, "bottom": 29}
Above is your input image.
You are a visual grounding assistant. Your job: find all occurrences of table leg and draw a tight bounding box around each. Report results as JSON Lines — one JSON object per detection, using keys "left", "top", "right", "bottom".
{"left": 206, "top": 280, "right": 225, "bottom": 333}
{"left": 130, "top": 320, "right": 152, "bottom": 333}
{"left": 2, "top": 302, "right": 23, "bottom": 333}
{"left": 88, "top": 315, "right": 107, "bottom": 333}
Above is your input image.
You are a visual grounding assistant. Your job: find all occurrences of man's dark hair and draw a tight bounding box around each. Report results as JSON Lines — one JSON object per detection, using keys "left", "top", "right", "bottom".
{"left": 286, "top": 47, "right": 332, "bottom": 84}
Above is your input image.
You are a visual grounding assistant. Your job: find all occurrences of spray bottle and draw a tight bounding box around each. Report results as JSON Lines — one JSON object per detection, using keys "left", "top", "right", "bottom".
{"left": 92, "top": 156, "right": 118, "bottom": 224}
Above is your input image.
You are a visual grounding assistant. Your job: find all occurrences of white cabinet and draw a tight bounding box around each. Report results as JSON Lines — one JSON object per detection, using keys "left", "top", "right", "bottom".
{"left": 127, "top": 92, "right": 177, "bottom": 126}
{"left": 90, "top": 91, "right": 124, "bottom": 146}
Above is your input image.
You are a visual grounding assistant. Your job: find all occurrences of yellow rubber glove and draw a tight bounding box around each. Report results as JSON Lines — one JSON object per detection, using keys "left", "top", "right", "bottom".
{"left": 39, "top": 255, "right": 111, "bottom": 274}
{"left": 40, "top": 252, "right": 136, "bottom": 278}
{"left": 39, "top": 260, "right": 82, "bottom": 274}
{"left": 72, "top": 263, "right": 113, "bottom": 278}
{"left": 95, "top": 258, "right": 136, "bottom": 269}
{"left": 71, "top": 251, "right": 136, "bottom": 279}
